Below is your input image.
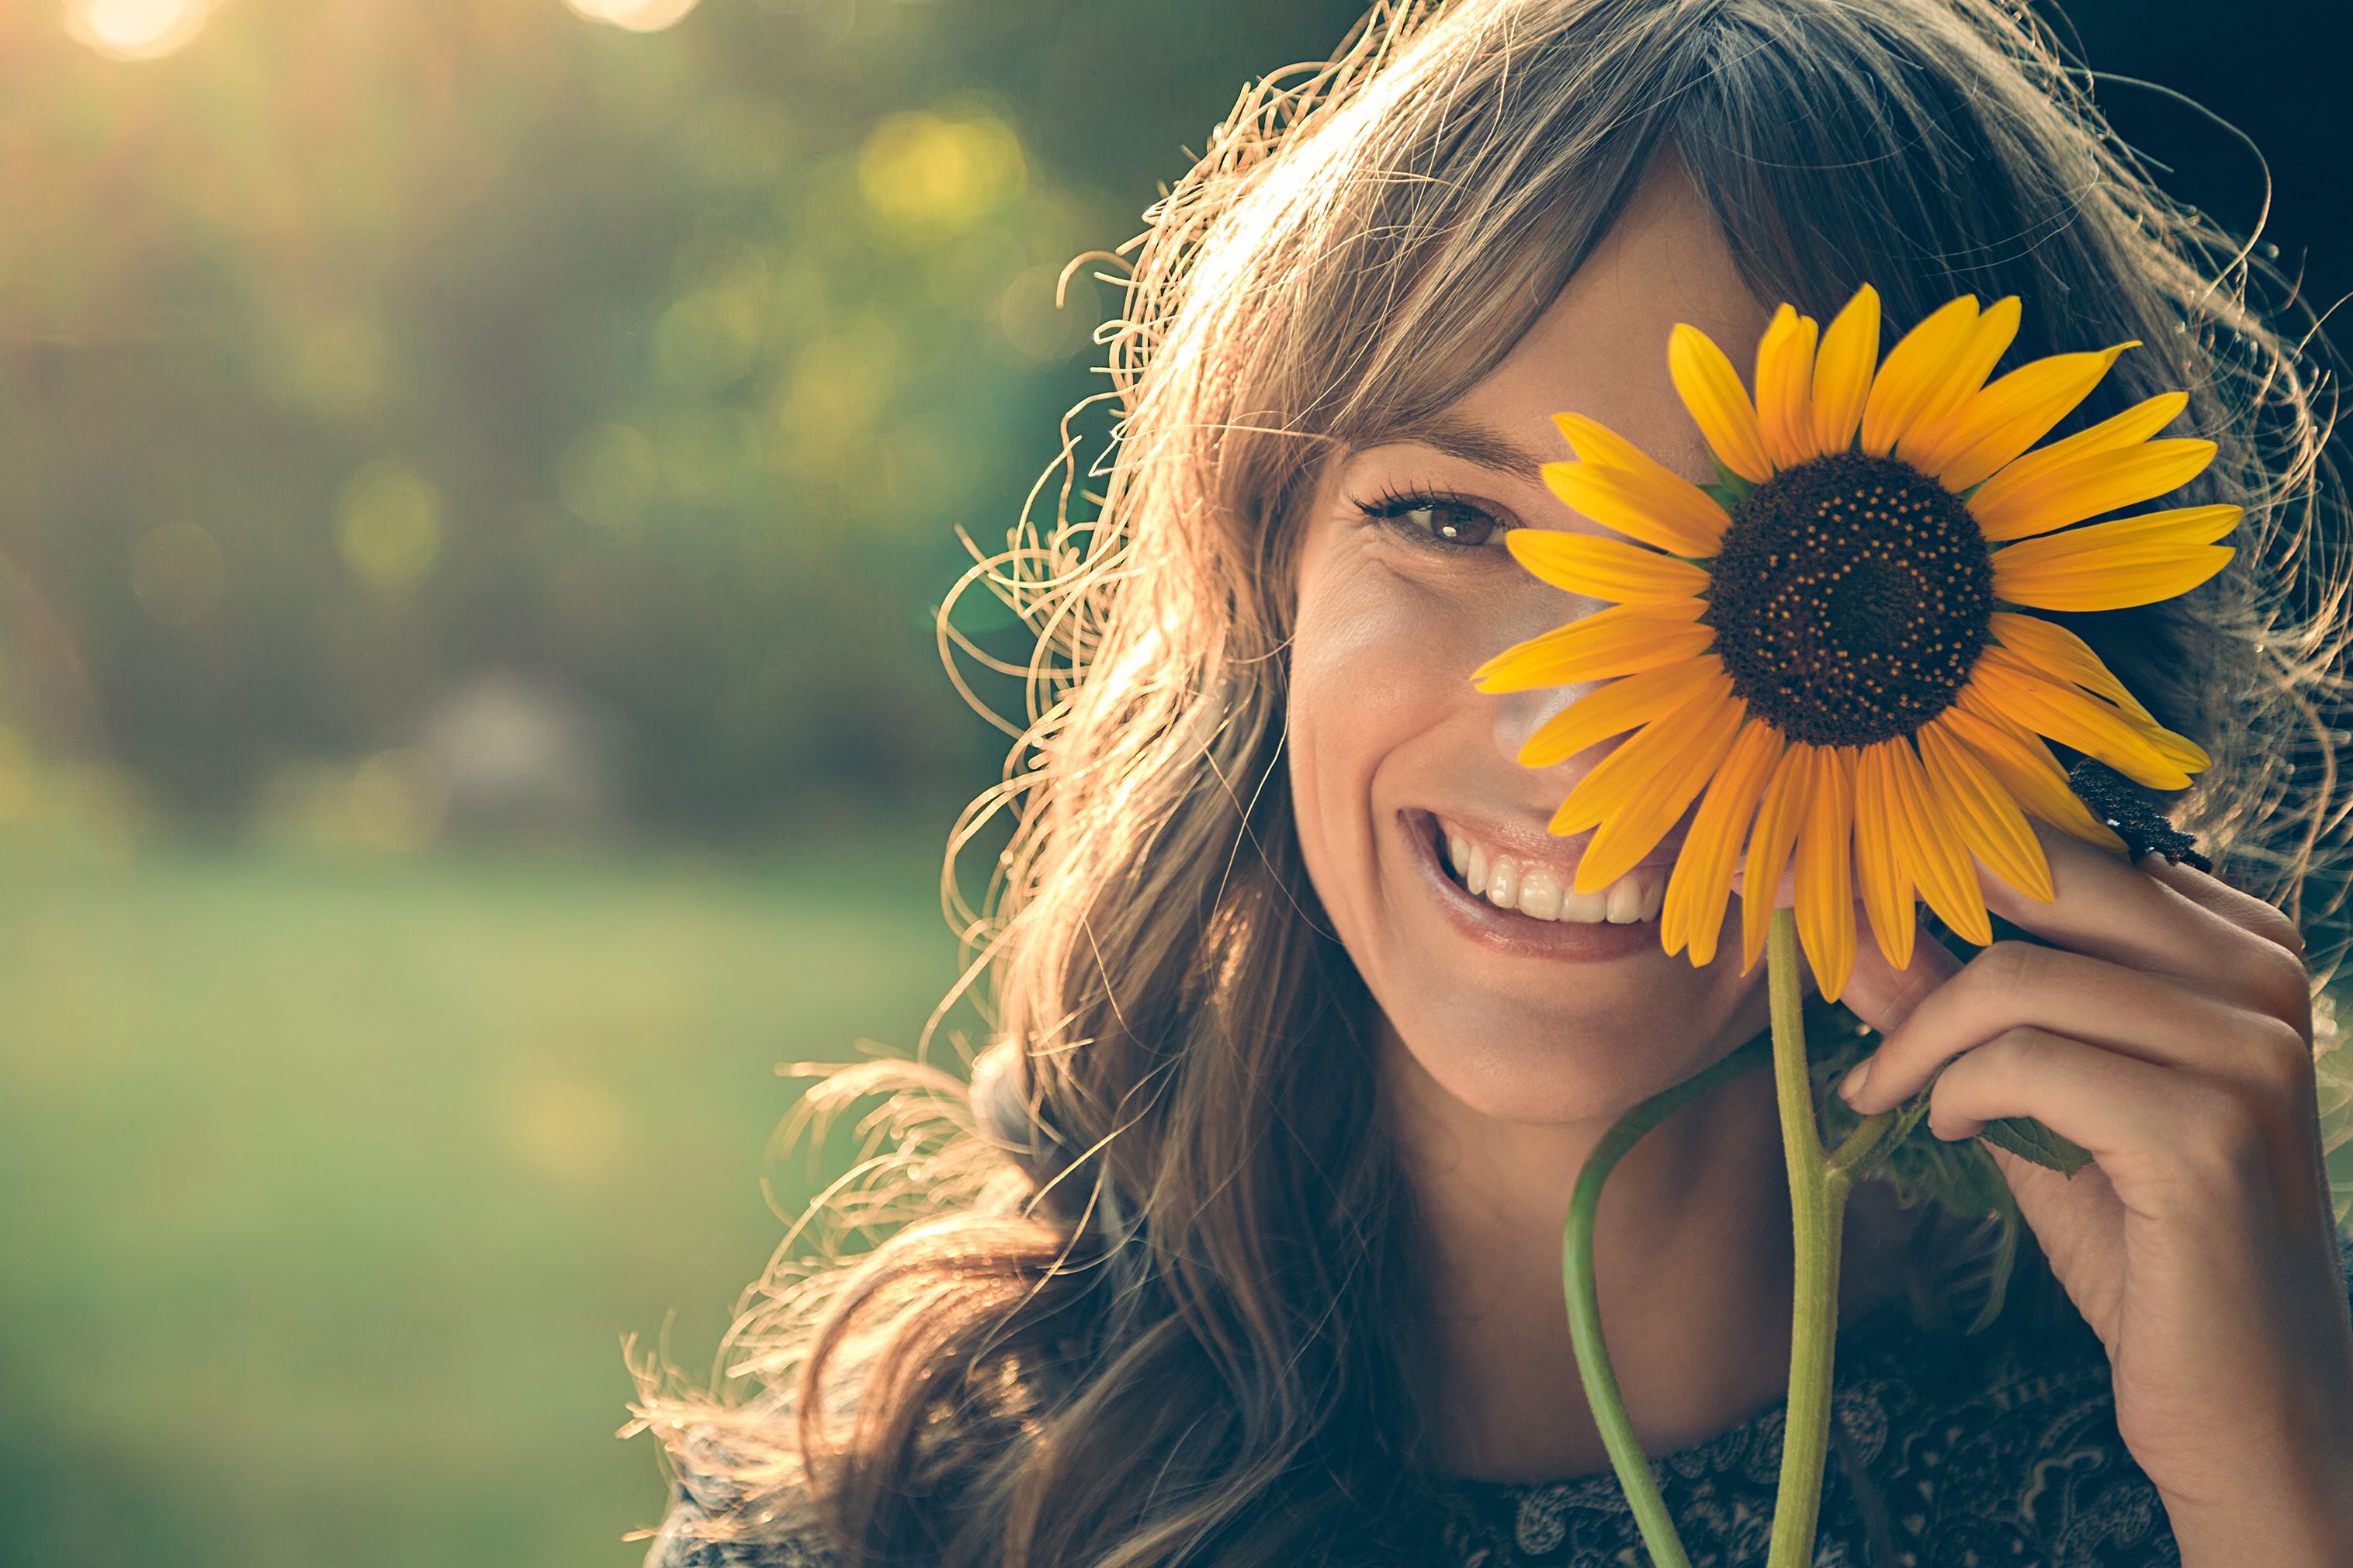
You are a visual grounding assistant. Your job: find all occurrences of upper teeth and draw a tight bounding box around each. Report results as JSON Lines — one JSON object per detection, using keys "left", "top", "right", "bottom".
{"left": 1443, "top": 828, "right": 1665, "bottom": 925}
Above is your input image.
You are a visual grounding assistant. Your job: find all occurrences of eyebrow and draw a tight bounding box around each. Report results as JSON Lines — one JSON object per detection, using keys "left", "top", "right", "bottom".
{"left": 1373, "top": 415, "right": 1549, "bottom": 483}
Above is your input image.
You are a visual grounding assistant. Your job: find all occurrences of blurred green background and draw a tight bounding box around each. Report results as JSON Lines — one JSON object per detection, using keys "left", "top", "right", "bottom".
{"left": 0, "top": 2, "right": 2343, "bottom": 1565}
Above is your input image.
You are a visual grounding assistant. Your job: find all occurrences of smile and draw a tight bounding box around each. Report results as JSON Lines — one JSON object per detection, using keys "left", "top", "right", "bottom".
{"left": 1430, "top": 815, "right": 1667, "bottom": 925}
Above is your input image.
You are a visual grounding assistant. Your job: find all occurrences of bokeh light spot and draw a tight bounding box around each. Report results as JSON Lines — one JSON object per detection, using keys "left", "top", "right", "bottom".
{"left": 346, "top": 749, "right": 446, "bottom": 853}
{"left": 258, "top": 749, "right": 448, "bottom": 853}
{"left": 265, "top": 313, "right": 393, "bottom": 423}
{"left": 505, "top": 1070, "right": 633, "bottom": 1190}
{"left": 858, "top": 111, "right": 1027, "bottom": 237}
{"left": 654, "top": 284, "right": 766, "bottom": 392}
{"left": 774, "top": 316, "right": 901, "bottom": 472}
{"left": 562, "top": 0, "right": 704, "bottom": 33}
{"left": 334, "top": 460, "right": 445, "bottom": 591}
{"left": 64, "top": 0, "right": 212, "bottom": 61}
{"left": 129, "top": 520, "right": 226, "bottom": 626}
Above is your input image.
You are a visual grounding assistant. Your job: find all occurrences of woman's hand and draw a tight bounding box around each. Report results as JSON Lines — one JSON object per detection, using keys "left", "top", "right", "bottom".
{"left": 1838, "top": 822, "right": 2353, "bottom": 1567}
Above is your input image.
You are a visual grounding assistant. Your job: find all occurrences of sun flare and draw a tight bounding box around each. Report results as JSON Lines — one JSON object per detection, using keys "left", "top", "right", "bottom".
{"left": 65, "top": 0, "right": 213, "bottom": 61}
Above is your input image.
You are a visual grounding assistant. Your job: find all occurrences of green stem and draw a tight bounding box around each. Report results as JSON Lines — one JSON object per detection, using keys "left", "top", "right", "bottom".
{"left": 1765, "top": 909, "right": 1835, "bottom": 1568}
{"left": 1562, "top": 1032, "right": 1772, "bottom": 1568}
{"left": 1763, "top": 909, "right": 1889, "bottom": 1568}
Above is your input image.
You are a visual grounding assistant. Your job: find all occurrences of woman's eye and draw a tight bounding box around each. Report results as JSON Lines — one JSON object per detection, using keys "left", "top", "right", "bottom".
{"left": 1380, "top": 498, "right": 1499, "bottom": 548}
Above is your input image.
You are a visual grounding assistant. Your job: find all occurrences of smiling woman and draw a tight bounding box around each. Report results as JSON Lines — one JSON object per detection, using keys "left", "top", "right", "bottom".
{"left": 626, "top": 2, "right": 2353, "bottom": 1565}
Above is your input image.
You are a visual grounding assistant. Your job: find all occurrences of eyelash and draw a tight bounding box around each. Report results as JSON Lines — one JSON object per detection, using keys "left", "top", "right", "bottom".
{"left": 1356, "top": 485, "right": 1506, "bottom": 550}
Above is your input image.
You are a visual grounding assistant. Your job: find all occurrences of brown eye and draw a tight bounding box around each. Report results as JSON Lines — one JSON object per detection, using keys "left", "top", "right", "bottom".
{"left": 1391, "top": 498, "right": 1498, "bottom": 547}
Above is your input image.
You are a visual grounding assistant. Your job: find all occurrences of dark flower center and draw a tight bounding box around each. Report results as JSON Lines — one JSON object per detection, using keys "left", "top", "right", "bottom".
{"left": 1708, "top": 452, "right": 1993, "bottom": 747}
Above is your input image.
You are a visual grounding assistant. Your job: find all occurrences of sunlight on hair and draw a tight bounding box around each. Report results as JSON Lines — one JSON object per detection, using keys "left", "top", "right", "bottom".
{"left": 64, "top": 0, "right": 213, "bottom": 60}
{"left": 562, "top": 0, "right": 704, "bottom": 33}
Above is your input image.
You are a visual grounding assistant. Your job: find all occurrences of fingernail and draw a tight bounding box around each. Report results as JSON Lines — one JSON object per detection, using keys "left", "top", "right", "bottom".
{"left": 1838, "top": 1058, "right": 1872, "bottom": 1107}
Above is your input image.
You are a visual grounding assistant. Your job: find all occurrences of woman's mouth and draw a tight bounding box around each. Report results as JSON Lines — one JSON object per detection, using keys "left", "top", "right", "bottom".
{"left": 1429, "top": 815, "right": 1667, "bottom": 925}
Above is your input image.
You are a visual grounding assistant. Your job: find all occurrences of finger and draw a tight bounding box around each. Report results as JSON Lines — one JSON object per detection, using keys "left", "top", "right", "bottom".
{"left": 1727, "top": 862, "right": 1795, "bottom": 907}
{"left": 1924, "top": 1025, "right": 2193, "bottom": 1152}
{"left": 1977, "top": 822, "right": 2307, "bottom": 1013}
{"left": 1839, "top": 907, "right": 1961, "bottom": 1037}
{"left": 1924, "top": 1026, "right": 2315, "bottom": 1229}
{"left": 1842, "top": 940, "right": 2307, "bottom": 1114}
{"left": 2140, "top": 851, "right": 2306, "bottom": 961}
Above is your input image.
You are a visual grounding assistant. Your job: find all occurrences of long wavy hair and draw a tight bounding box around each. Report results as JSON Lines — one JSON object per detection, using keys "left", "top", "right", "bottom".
{"left": 626, "top": 2, "right": 2349, "bottom": 1563}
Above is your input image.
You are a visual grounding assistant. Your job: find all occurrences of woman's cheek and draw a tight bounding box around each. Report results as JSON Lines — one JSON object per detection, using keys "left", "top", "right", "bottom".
{"left": 1286, "top": 548, "right": 1488, "bottom": 923}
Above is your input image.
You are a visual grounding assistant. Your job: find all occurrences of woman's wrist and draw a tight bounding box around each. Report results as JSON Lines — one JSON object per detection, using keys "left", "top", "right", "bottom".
{"left": 2161, "top": 1444, "right": 2353, "bottom": 1568}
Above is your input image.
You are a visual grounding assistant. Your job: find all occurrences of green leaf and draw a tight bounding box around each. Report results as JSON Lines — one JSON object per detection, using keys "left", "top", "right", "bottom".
{"left": 1701, "top": 458, "right": 1757, "bottom": 511}
{"left": 1979, "top": 1116, "right": 2093, "bottom": 1177}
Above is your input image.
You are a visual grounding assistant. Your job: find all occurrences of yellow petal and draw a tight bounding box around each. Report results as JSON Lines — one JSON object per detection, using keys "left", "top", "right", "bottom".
{"left": 1991, "top": 506, "right": 2240, "bottom": 611}
{"left": 1567, "top": 688, "right": 1745, "bottom": 891}
{"left": 1547, "top": 676, "right": 1732, "bottom": 843}
{"left": 1663, "top": 718, "right": 1782, "bottom": 966}
{"left": 1886, "top": 734, "right": 1992, "bottom": 947}
{"left": 1669, "top": 323, "right": 1774, "bottom": 484}
{"left": 1808, "top": 285, "right": 1880, "bottom": 455}
{"left": 1988, "top": 613, "right": 2207, "bottom": 777}
{"left": 1851, "top": 742, "right": 1916, "bottom": 971}
{"left": 1998, "top": 549, "right": 2235, "bottom": 614}
{"left": 1916, "top": 717, "right": 2054, "bottom": 902}
{"left": 1960, "top": 389, "right": 2188, "bottom": 504}
{"left": 1472, "top": 600, "right": 1712, "bottom": 693}
{"left": 1988, "top": 611, "right": 2154, "bottom": 723}
{"left": 1551, "top": 411, "right": 1649, "bottom": 469}
{"left": 1755, "top": 304, "right": 1820, "bottom": 468}
{"left": 1505, "top": 529, "right": 1712, "bottom": 604}
{"left": 1516, "top": 655, "right": 1727, "bottom": 768}
{"left": 1932, "top": 704, "right": 2125, "bottom": 851}
{"left": 1859, "top": 294, "right": 1980, "bottom": 456}
{"left": 1549, "top": 413, "right": 1733, "bottom": 549}
{"left": 1970, "top": 438, "right": 2219, "bottom": 541}
{"left": 1962, "top": 649, "right": 2194, "bottom": 789}
{"left": 1923, "top": 341, "right": 2139, "bottom": 492}
{"left": 1893, "top": 295, "right": 2021, "bottom": 471}
{"left": 1741, "top": 743, "right": 1814, "bottom": 974}
{"left": 2132, "top": 719, "right": 2211, "bottom": 774}
{"left": 1542, "top": 461, "right": 1730, "bottom": 558}
{"left": 1793, "top": 746, "right": 1858, "bottom": 1001}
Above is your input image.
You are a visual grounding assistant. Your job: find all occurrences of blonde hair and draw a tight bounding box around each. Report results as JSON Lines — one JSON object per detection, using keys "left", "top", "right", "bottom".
{"left": 628, "top": 2, "right": 2348, "bottom": 1563}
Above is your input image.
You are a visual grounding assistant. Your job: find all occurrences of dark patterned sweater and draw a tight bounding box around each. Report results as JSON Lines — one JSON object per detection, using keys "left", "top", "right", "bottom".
{"left": 643, "top": 1248, "right": 2353, "bottom": 1567}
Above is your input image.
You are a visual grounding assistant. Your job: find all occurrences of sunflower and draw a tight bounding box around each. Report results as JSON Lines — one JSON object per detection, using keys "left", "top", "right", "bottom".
{"left": 1473, "top": 286, "right": 2233, "bottom": 1001}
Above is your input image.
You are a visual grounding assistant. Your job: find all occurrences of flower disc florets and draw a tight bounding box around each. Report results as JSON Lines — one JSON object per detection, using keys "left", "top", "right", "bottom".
{"left": 1707, "top": 451, "right": 1994, "bottom": 747}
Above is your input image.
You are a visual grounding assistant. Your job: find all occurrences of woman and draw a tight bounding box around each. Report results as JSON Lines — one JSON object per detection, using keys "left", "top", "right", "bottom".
{"left": 627, "top": 1, "right": 2353, "bottom": 1562}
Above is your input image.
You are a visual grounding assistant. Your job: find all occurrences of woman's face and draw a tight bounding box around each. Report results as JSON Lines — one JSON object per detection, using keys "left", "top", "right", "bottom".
{"left": 1287, "top": 164, "right": 1779, "bottom": 1124}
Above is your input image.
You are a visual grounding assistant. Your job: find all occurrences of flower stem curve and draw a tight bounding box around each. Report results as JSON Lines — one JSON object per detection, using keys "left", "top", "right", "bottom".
{"left": 1561, "top": 1030, "right": 1772, "bottom": 1568}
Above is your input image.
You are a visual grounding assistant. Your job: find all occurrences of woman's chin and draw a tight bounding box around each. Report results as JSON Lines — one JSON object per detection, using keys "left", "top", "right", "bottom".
{"left": 1380, "top": 996, "right": 1751, "bottom": 1128}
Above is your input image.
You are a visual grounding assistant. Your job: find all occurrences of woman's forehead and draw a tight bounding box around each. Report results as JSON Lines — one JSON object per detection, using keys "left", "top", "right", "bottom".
{"left": 1334, "top": 162, "right": 1773, "bottom": 487}
{"left": 1431, "top": 164, "right": 1772, "bottom": 483}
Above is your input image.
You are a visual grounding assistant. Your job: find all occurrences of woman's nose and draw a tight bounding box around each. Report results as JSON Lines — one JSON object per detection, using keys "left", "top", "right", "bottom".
{"left": 1475, "top": 585, "right": 1616, "bottom": 774}
{"left": 1488, "top": 680, "right": 1593, "bottom": 770}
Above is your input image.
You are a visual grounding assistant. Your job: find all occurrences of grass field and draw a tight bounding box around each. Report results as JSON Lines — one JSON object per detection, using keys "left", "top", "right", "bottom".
{"left": 0, "top": 834, "right": 965, "bottom": 1568}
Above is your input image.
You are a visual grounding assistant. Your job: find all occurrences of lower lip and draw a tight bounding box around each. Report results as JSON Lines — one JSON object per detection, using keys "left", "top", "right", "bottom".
{"left": 1404, "top": 812, "right": 1665, "bottom": 962}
